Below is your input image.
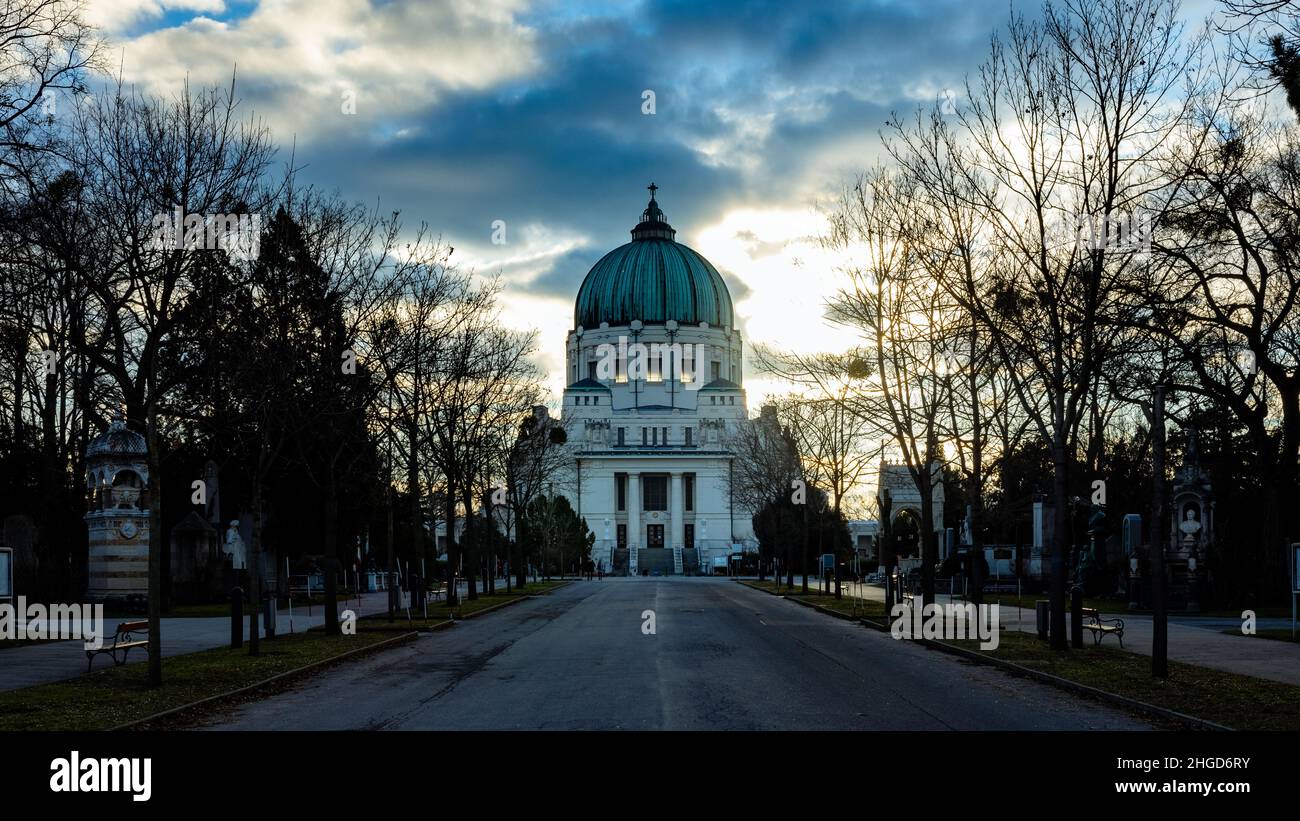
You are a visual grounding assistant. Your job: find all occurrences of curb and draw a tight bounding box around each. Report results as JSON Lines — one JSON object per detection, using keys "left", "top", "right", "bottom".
{"left": 907, "top": 635, "right": 1232, "bottom": 731}
{"left": 111, "top": 631, "right": 420, "bottom": 731}
{"left": 743, "top": 581, "right": 1232, "bottom": 731}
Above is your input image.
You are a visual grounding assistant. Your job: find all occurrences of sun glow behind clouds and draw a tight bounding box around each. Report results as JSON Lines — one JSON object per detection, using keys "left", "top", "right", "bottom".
{"left": 692, "top": 206, "right": 858, "bottom": 410}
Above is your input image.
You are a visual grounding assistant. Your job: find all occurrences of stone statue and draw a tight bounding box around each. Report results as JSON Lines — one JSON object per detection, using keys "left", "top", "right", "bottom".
{"left": 224, "top": 520, "right": 247, "bottom": 570}
{"left": 1179, "top": 505, "right": 1202, "bottom": 544}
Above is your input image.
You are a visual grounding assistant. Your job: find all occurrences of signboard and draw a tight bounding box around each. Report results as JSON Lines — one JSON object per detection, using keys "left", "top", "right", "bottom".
{"left": 0, "top": 547, "right": 11, "bottom": 602}
{"left": 821, "top": 553, "right": 835, "bottom": 570}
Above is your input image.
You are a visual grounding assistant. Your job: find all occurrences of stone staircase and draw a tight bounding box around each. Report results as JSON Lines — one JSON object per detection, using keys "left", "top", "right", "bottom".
{"left": 636, "top": 548, "right": 676, "bottom": 576}
{"left": 681, "top": 548, "right": 699, "bottom": 575}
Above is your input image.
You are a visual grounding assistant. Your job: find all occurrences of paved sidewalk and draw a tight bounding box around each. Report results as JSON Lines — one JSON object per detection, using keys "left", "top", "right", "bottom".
{"left": 0, "top": 592, "right": 392, "bottom": 693}
{"left": 769, "top": 576, "right": 1300, "bottom": 687}
{"left": 998, "top": 607, "right": 1300, "bottom": 687}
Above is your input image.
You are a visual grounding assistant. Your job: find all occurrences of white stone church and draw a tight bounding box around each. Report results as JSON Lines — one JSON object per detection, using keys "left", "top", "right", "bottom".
{"left": 553, "top": 186, "right": 757, "bottom": 575}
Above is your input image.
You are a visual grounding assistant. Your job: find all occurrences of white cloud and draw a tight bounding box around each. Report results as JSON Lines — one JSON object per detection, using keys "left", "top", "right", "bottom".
{"left": 96, "top": 0, "right": 540, "bottom": 142}
{"left": 85, "top": 0, "right": 227, "bottom": 33}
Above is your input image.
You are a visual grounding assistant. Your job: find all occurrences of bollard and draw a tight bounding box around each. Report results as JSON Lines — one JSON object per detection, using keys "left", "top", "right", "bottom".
{"left": 1071, "top": 586, "right": 1084, "bottom": 649}
{"left": 231, "top": 587, "right": 243, "bottom": 649}
{"left": 264, "top": 596, "right": 276, "bottom": 640}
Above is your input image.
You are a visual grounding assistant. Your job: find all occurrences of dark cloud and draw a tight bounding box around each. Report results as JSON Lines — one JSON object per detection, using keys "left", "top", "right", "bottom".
{"left": 285, "top": 1, "right": 1009, "bottom": 229}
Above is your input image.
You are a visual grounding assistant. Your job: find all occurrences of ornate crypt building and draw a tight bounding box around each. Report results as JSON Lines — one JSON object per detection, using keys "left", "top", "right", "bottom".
{"left": 84, "top": 413, "right": 151, "bottom": 599}
{"left": 557, "top": 186, "right": 756, "bottom": 575}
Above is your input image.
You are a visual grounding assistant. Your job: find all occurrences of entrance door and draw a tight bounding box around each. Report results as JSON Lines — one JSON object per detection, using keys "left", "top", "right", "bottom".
{"left": 647, "top": 524, "right": 664, "bottom": 548}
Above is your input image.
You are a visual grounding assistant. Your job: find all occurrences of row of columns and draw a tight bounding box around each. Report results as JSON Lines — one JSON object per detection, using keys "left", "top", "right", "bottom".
{"left": 624, "top": 470, "right": 687, "bottom": 551}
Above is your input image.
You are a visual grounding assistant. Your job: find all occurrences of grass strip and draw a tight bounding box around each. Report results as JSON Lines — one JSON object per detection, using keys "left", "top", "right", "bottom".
{"left": 0, "top": 629, "right": 405, "bottom": 731}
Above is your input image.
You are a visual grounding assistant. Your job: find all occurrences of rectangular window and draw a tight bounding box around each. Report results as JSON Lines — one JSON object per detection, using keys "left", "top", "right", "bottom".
{"left": 616, "top": 475, "right": 626, "bottom": 511}
{"left": 617, "top": 524, "right": 627, "bottom": 549}
{"left": 684, "top": 427, "right": 692, "bottom": 447}
{"left": 643, "top": 476, "right": 667, "bottom": 511}
{"left": 684, "top": 523, "right": 695, "bottom": 549}
{"left": 617, "top": 427, "right": 625, "bottom": 446}
{"left": 647, "top": 524, "right": 664, "bottom": 548}
{"left": 588, "top": 361, "right": 597, "bottom": 380}
{"left": 641, "top": 427, "right": 647, "bottom": 446}
{"left": 652, "top": 427, "right": 658, "bottom": 446}
{"left": 711, "top": 361, "right": 721, "bottom": 381}
{"left": 684, "top": 474, "right": 694, "bottom": 512}
{"left": 662, "top": 426, "right": 668, "bottom": 444}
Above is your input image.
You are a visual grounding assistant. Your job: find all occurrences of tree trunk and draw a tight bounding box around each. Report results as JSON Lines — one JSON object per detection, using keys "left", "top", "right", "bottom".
{"left": 249, "top": 470, "right": 264, "bottom": 656}
{"left": 1151, "top": 386, "right": 1168, "bottom": 677}
{"left": 408, "top": 421, "right": 422, "bottom": 569}
{"left": 801, "top": 502, "right": 809, "bottom": 594}
{"left": 969, "top": 330, "right": 985, "bottom": 606}
{"left": 145, "top": 402, "right": 163, "bottom": 685}
{"left": 322, "top": 485, "right": 340, "bottom": 636}
{"left": 920, "top": 482, "right": 937, "bottom": 605}
{"left": 462, "top": 486, "right": 477, "bottom": 600}
{"left": 515, "top": 509, "right": 528, "bottom": 589}
{"left": 444, "top": 482, "right": 459, "bottom": 606}
{"left": 785, "top": 507, "right": 794, "bottom": 589}
{"left": 1049, "top": 432, "right": 1070, "bottom": 651}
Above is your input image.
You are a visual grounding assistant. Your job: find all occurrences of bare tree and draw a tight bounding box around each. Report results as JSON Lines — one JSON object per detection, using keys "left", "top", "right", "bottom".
{"left": 915, "top": 0, "right": 1204, "bottom": 648}
{"left": 67, "top": 78, "right": 276, "bottom": 682}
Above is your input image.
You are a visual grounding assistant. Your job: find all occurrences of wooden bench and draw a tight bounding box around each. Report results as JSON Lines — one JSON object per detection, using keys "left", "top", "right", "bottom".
{"left": 86, "top": 621, "right": 151, "bottom": 671}
{"left": 1080, "top": 608, "right": 1125, "bottom": 647}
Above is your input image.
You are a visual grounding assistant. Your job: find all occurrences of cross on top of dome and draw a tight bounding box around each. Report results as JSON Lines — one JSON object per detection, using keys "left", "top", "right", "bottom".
{"left": 632, "top": 182, "right": 676, "bottom": 241}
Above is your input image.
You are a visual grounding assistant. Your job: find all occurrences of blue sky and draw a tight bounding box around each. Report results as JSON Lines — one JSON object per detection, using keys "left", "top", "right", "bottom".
{"left": 81, "top": 0, "right": 1219, "bottom": 405}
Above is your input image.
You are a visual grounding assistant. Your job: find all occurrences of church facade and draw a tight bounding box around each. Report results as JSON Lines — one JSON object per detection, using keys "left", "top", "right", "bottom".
{"left": 555, "top": 187, "right": 756, "bottom": 575}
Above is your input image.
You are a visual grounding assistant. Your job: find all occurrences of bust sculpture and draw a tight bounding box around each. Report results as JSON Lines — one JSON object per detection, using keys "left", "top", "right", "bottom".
{"left": 1179, "top": 506, "right": 1202, "bottom": 543}
{"left": 224, "top": 520, "right": 248, "bottom": 570}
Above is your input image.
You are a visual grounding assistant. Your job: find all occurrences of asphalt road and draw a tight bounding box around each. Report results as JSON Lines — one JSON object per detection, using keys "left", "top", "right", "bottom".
{"left": 203, "top": 578, "right": 1151, "bottom": 730}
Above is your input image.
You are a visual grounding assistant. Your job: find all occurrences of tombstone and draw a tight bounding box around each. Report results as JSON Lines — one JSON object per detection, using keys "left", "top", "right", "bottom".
{"left": 169, "top": 511, "right": 219, "bottom": 603}
{"left": 2, "top": 514, "right": 38, "bottom": 595}
{"left": 0, "top": 546, "right": 12, "bottom": 601}
{"left": 1170, "top": 429, "right": 1213, "bottom": 610}
{"left": 203, "top": 460, "right": 221, "bottom": 527}
{"left": 1028, "top": 499, "right": 1054, "bottom": 582}
{"left": 1122, "top": 514, "right": 1142, "bottom": 556}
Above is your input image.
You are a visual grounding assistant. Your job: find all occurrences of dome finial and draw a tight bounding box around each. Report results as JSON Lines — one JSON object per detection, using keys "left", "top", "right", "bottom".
{"left": 633, "top": 183, "right": 675, "bottom": 240}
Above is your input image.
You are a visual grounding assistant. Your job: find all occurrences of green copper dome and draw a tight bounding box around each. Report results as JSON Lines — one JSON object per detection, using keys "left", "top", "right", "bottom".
{"left": 574, "top": 185, "right": 734, "bottom": 329}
